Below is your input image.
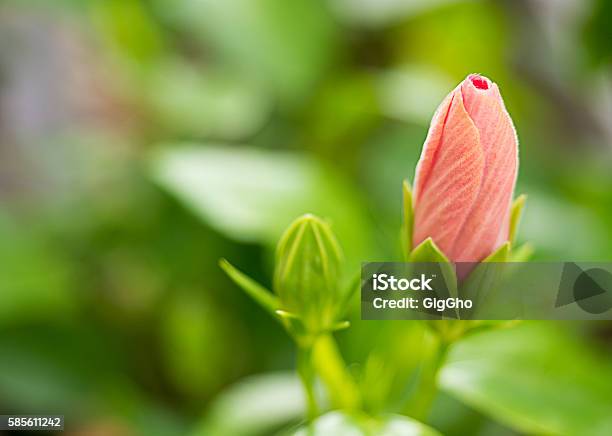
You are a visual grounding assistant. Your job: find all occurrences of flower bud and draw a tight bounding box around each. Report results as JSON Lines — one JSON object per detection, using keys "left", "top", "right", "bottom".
{"left": 412, "top": 74, "right": 518, "bottom": 263}
{"left": 274, "top": 214, "right": 343, "bottom": 333}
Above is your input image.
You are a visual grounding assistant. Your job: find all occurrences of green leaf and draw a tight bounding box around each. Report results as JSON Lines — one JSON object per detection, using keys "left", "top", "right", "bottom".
{"left": 192, "top": 372, "right": 306, "bottom": 436}
{"left": 519, "top": 192, "right": 608, "bottom": 258}
{"left": 219, "top": 259, "right": 280, "bottom": 317}
{"left": 402, "top": 180, "right": 414, "bottom": 259}
{"left": 291, "top": 411, "right": 441, "bottom": 436}
{"left": 377, "top": 66, "right": 456, "bottom": 125}
{"left": 377, "top": 414, "right": 441, "bottom": 436}
{"left": 161, "top": 0, "right": 338, "bottom": 107}
{"left": 440, "top": 322, "right": 612, "bottom": 436}
{"left": 331, "top": 0, "right": 469, "bottom": 27}
{"left": 509, "top": 194, "right": 526, "bottom": 245}
{"left": 148, "top": 62, "right": 271, "bottom": 140}
{"left": 291, "top": 411, "right": 358, "bottom": 436}
{"left": 150, "top": 145, "right": 372, "bottom": 277}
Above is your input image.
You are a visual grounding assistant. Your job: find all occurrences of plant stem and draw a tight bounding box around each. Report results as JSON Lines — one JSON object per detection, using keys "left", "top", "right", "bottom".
{"left": 297, "top": 343, "right": 318, "bottom": 420}
{"left": 312, "top": 333, "right": 361, "bottom": 410}
{"left": 402, "top": 330, "right": 451, "bottom": 420}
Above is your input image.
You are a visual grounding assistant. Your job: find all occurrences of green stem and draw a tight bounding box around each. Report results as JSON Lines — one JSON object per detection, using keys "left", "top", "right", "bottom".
{"left": 297, "top": 344, "right": 318, "bottom": 420}
{"left": 402, "top": 331, "right": 451, "bottom": 420}
{"left": 312, "top": 334, "right": 361, "bottom": 410}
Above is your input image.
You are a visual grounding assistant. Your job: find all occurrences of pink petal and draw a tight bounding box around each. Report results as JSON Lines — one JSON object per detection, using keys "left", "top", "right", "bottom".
{"left": 413, "top": 86, "right": 485, "bottom": 257}
{"left": 413, "top": 91, "right": 454, "bottom": 203}
{"left": 450, "top": 75, "right": 518, "bottom": 261}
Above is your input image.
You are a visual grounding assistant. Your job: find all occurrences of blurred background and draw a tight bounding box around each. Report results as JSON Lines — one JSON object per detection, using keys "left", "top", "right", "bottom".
{"left": 1, "top": 0, "right": 612, "bottom": 435}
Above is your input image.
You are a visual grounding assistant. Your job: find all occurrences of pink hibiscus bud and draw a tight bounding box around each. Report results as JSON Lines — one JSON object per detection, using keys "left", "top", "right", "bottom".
{"left": 412, "top": 74, "right": 518, "bottom": 264}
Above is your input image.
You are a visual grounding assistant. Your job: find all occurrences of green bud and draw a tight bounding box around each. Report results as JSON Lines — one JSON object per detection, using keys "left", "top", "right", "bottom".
{"left": 274, "top": 214, "right": 343, "bottom": 333}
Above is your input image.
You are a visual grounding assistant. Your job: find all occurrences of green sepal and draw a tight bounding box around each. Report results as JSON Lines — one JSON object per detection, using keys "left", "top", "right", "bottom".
{"left": 275, "top": 309, "right": 308, "bottom": 339}
{"left": 482, "top": 241, "right": 510, "bottom": 263}
{"left": 409, "top": 238, "right": 457, "bottom": 300}
{"left": 275, "top": 309, "right": 300, "bottom": 320}
{"left": 402, "top": 180, "right": 414, "bottom": 259}
{"left": 275, "top": 309, "right": 349, "bottom": 342}
{"left": 509, "top": 194, "right": 526, "bottom": 245}
{"left": 329, "top": 320, "right": 350, "bottom": 332}
{"left": 219, "top": 259, "right": 280, "bottom": 317}
{"left": 409, "top": 237, "right": 449, "bottom": 263}
{"left": 460, "top": 242, "right": 510, "bottom": 319}
{"left": 510, "top": 242, "right": 534, "bottom": 262}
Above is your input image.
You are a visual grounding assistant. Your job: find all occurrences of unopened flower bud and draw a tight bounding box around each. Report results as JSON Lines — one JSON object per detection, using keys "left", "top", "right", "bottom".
{"left": 412, "top": 74, "right": 519, "bottom": 264}
{"left": 274, "top": 214, "right": 343, "bottom": 333}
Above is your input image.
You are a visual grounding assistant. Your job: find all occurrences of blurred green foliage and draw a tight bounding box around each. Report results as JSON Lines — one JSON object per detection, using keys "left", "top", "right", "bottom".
{"left": 1, "top": 0, "right": 612, "bottom": 435}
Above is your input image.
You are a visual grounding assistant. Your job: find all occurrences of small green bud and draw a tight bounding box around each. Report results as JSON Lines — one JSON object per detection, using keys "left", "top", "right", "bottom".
{"left": 274, "top": 214, "right": 343, "bottom": 333}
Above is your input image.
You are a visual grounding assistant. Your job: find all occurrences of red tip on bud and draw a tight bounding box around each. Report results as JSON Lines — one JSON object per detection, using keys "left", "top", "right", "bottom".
{"left": 469, "top": 74, "right": 489, "bottom": 90}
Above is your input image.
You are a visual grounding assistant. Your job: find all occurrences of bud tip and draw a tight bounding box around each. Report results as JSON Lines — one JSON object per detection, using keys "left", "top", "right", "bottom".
{"left": 469, "top": 74, "right": 490, "bottom": 90}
